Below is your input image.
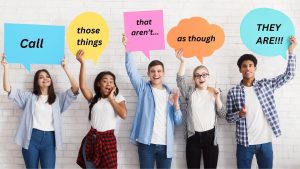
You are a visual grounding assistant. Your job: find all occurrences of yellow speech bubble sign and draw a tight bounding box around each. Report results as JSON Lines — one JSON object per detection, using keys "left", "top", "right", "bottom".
{"left": 67, "top": 12, "right": 109, "bottom": 63}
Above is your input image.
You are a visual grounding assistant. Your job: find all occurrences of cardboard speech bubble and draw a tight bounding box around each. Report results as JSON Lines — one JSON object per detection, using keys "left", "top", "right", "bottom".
{"left": 124, "top": 10, "right": 165, "bottom": 59}
{"left": 4, "top": 23, "right": 65, "bottom": 71}
{"left": 67, "top": 12, "right": 109, "bottom": 63}
{"left": 240, "top": 8, "right": 295, "bottom": 59}
{"left": 167, "top": 17, "right": 225, "bottom": 62}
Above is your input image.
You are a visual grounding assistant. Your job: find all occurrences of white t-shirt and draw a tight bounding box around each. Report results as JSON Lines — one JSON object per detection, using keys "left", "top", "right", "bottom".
{"left": 90, "top": 94, "right": 125, "bottom": 132}
{"left": 33, "top": 95, "right": 54, "bottom": 131}
{"left": 244, "top": 86, "right": 273, "bottom": 145}
{"left": 151, "top": 87, "right": 168, "bottom": 145}
{"left": 191, "top": 89, "right": 216, "bottom": 132}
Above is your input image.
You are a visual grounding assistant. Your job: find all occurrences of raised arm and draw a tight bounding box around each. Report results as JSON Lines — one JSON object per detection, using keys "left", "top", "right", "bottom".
{"left": 270, "top": 37, "right": 297, "bottom": 90}
{"left": 176, "top": 49, "right": 189, "bottom": 99}
{"left": 122, "top": 34, "right": 145, "bottom": 93}
{"left": 61, "top": 57, "right": 79, "bottom": 95}
{"left": 176, "top": 49, "right": 185, "bottom": 76}
{"left": 2, "top": 53, "right": 32, "bottom": 109}
{"left": 2, "top": 53, "right": 11, "bottom": 93}
{"left": 76, "top": 50, "right": 93, "bottom": 102}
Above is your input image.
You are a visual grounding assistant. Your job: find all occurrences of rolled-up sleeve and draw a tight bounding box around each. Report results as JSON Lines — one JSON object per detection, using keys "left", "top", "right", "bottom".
{"left": 8, "top": 88, "right": 32, "bottom": 109}
{"left": 58, "top": 88, "right": 78, "bottom": 113}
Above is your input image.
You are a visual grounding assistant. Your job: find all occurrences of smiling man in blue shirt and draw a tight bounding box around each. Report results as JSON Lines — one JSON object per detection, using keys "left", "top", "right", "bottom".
{"left": 226, "top": 37, "right": 297, "bottom": 169}
{"left": 122, "top": 35, "right": 182, "bottom": 169}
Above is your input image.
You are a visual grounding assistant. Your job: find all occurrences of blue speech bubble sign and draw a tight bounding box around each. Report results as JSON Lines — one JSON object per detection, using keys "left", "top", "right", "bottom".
{"left": 240, "top": 8, "right": 295, "bottom": 59}
{"left": 4, "top": 23, "right": 65, "bottom": 71}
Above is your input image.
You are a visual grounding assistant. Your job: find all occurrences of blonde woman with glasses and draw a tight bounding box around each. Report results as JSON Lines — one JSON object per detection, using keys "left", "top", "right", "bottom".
{"left": 176, "top": 49, "right": 226, "bottom": 169}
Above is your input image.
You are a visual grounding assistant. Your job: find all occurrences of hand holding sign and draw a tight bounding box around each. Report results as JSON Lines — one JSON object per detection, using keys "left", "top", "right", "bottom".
{"left": 240, "top": 8, "right": 295, "bottom": 59}
{"left": 67, "top": 12, "right": 109, "bottom": 64}
{"left": 167, "top": 17, "right": 225, "bottom": 62}
{"left": 123, "top": 10, "right": 165, "bottom": 59}
{"left": 122, "top": 34, "right": 128, "bottom": 47}
{"left": 1, "top": 53, "right": 7, "bottom": 68}
{"left": 288, "top": 36, "right": 297, "bottom": 54}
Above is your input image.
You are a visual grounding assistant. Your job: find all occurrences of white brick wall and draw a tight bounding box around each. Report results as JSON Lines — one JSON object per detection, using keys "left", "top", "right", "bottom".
{"left": 0, "top": 0, "right": 299, "bottom": 168}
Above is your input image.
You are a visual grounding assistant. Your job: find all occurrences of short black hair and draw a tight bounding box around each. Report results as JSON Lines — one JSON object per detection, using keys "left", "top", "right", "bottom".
{"left": 148, "top": 60, "right": 164, "bottom": 72}
{"left": 237, "top": 54, "right": 257, "bottom": 69}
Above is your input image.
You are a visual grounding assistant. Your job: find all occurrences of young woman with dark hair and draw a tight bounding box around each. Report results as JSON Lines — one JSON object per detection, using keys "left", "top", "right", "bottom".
{"left": 1, "top": 54, "right": 79, "bottom": 169}
{"left": 75, "top": 50, "right": 127, "bottom": 169}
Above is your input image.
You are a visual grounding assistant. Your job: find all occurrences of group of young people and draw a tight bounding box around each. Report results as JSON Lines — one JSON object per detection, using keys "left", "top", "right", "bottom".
{"left": 1, "top": 35, "right": 297, "bottom": 169}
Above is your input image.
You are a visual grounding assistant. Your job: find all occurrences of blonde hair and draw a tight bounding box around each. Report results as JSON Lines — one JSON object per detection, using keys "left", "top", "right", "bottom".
{"left": 193, "top": 65, "right": 209, "bottom": 79}
{"left": 193, "top": 65, "right": 210, "bottom": 89}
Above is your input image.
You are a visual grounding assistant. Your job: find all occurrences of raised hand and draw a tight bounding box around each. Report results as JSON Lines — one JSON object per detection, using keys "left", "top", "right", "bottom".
{"left": 213, "top": 88, "right": 221, "bottom": 99}
{"left": 61, "top": 57, "right": 67, "bottom": 70}
{"left": 288, "top": 36, "right": 297, "bottom": 54}
{"left": 1, "top": 53, "right": 8, "bottom": 68}
{"left": 175, "top": 49, "right": 184, "bottom": 62}
{"left": 76, "top": 49, "right": 85, "bottom": 64}
{"left": 122, "top": 34, "right": 128, "bottom": 46}
{"left": 169, "top": 88, "right": 180, "bottom": 110}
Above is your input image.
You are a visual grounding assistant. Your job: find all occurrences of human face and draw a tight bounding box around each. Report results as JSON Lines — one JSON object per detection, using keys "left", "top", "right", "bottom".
{"left": 98, "top": 74, "right": 115, "bottom": 97}
{"left": 38, "top": 71, "right": 52, "bottom": 89}
{"left": 240, "top": 60, "right": 256, "bottom": 80}
{"left": 194, "top": 68, "right": 209, "bottom": 89}
{"left": 147, "top": 65, "right": 164, "bottom": 88}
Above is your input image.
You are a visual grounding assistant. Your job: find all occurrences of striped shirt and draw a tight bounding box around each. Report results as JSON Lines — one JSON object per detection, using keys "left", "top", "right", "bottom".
{"left": 226, "top": 54, "right": 296, "bottom": 146}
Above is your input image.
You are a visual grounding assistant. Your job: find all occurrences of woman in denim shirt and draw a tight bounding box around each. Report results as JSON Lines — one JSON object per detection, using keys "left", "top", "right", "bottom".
{"left": 1, "top": 54, "right": 79, "bottom": 169}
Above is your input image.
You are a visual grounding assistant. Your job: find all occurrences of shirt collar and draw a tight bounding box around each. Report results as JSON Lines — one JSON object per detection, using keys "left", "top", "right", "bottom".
{"left": 239, "top": 79, "right": 258, "bottom": 87}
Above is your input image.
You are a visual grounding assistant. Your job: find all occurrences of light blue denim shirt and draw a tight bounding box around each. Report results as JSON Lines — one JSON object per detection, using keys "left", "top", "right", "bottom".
{"left": 125, "top": 52, "right": 182, "bottom": 158}
{"left": 8, "top": 87, "right": 78, "bottom": 150}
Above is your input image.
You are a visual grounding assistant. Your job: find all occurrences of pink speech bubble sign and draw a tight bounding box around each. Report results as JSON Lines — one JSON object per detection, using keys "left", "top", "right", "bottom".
{"left": 124, "top": 10, "right": 165, "bottom": 59}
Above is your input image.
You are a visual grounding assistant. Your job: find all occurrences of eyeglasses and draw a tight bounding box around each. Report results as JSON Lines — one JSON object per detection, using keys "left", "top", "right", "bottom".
{"left": 194, "top": 73, "right": 209, "bottom": 79}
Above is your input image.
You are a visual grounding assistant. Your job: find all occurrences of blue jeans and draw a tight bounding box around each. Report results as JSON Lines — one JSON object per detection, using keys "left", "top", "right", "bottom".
{"left": 138, "top": 143, "right": 172, "bottom": 169}
{"left": 237, "top": 142, "right": 273, "bottom": 169}
{"left": 22, "top": 128, "right": 56, "bottom": 169}
{"left": 82, "top": 136, "right": 96, "bottom": 168}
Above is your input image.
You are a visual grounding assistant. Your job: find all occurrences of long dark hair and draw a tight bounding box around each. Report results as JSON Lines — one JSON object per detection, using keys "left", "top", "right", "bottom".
{"left": 88, "top": 71, "right": 119, "bottom": 121}
{"left": 33, "top": 69, "right": 56, "bottom": 104}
